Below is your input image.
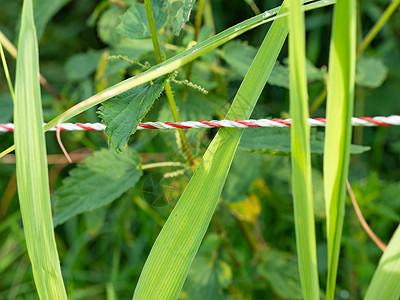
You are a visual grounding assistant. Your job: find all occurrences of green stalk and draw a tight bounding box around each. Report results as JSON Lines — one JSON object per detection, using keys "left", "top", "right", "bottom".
{"left": 13, "top": 0, "right": 67, "bottom": 298}
{"left": 287, "top": 0, "right": 319, "bottom": 298}
{"left": 132, "top": 2, "right": 290, "bottom": 299}
{"left": 323, "top": 0, "right": 356, "bottom": 299}
{"left": 0, "top": 43, "right": 14, "bottom": 100}
{"left": 0, "top": 0, "right": 335, "bottom": 159}
{"left": 144, "top": 0, "right": 194, "bottom": 165}
{"left": 356, "top": 0, "right": 400, "bottom": 57}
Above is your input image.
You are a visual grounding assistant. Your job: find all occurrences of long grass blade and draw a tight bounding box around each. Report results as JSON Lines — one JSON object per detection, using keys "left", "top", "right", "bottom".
{"left": 287, "top": 0, "right": 319, "bottom": 299}
{"left": 132, "top": 2, "right": 291, "bottom": 299}
{"left": 13, "top": 0, "right": 67, "bottom": 298}
{"left": 365, "top": 225, "right": 400, "bottom": 300}
{"left": 323, "top": 1, "right": 356, "bottom": 299}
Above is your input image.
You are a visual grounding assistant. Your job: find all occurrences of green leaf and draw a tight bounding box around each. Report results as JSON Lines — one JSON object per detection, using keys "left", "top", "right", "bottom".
{"left": 288, "top": 0, "right": 319, "bottom": 297}
{"left": 163, "top": 0, "right": 195, "bottom": 35}
{"left": 97, "top": 6, "right": 124, "bottom": 45}
{"left": 13, "top": 0, "right": 67, "bottom": 297}
{"left": 0, "top": 94, "right": 13, "bottom": 123}
{"left": 356, "top": 57, "right": 388, "bottom": 88}
{"left": 240, "top": 128, "right": 370, "bottom": 155}
{"left": 133, "top": 2, "right": 291, "bottom": 298}
{"left": 98, "top": 75, "right": 170, "bottom": 153}
{"left": 64, "top": 50, "right": 103, "bottom": 81}
{"left": 365, "top": 225, "right": 400, "bottom": 300}
{"left": 53, "top": 148, "right": 143, "bottom": 227}
{"left": 323, "top": 1, "right": 356, "bottom": 299}
{"left": 182, "top": 257, "right": 232, "bottom": 299}
{"left": 117, "top": 0, "right": 168, "bottom": 39}
{"left": 256, "top": 250, "right": 303, "bottom": 299}
{"left": 268, "top": 59, "right": 325, "bottom": 88}
{"left": 222, "top": 150, "right": 263, "bottom": 202}
{"left": 217, "top": 40, "right": 257, "bottom": 77}
{"left": 33, "top": 0, "right": 68, "bottom": 40}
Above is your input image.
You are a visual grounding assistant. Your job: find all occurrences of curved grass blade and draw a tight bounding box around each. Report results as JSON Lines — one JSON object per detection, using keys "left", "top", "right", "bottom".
{"left": 0, "top": 0, "right": 335, "bottom": 159}
{"left": 365, "top": 225, "right": 400, "bottom": 300}
{"left": 132, "top": 2, "right": 290, "bottom": 299}
{"left": 13, "top": 0, "right": 67, "bottom": 298}
{"left": 323, "top": 1, "right": 356, "bottom": 299}
{"left": 287, "top": 0, "right": 319, "bottom": 298}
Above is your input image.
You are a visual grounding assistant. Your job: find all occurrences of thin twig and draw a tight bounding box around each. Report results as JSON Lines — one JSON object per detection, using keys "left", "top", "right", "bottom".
{"left": 346, "top": 179, "right": 387, "bottom": 252}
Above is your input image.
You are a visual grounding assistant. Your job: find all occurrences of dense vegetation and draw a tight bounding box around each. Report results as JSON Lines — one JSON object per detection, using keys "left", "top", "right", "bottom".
{"left": 0, "top": 0, "right": 400, "bottom": 299}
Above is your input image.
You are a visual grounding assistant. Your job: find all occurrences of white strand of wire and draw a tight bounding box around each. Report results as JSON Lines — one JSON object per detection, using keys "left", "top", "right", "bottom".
{"left": 1, "top": 115, "right": 400, "bottom": 132}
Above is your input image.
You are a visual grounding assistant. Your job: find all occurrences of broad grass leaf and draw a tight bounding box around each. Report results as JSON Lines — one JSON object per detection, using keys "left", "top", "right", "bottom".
{"left": 132, "top": 2, "right": 291, "bottom": 298}
{"left": 53, "top": 148, "right": 142, "bottom": 227}
{"left": 64, "top": 50, "right": 104, "bottom": 81}
{"left": 117, "top": 0, "right": 168, "bottom": 39}
{"left": 255, "top": 249, "right": 303, "bottom": 299}
{"left": 98, "top": 75, "right": 170, "bottom": 153}
{"left": 14, "top": 0, "right": 67, "bottom": 297}
{"left": 365, "top": 225, "right": 400, "bottom": 300}
{"left": 240, "top": 128, "right": 369, "bottom": 155}
{"left": 356, "top": 57, "right": 388, "bottom": 88}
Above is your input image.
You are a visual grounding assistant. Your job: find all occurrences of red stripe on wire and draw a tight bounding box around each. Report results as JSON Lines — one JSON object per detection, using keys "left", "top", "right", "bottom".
{"left": 138, "top": 123, "right": 159, "bottom": 129}
{"left": 165, "top": 122, "right": 191, "bottom": 129}
{"left": 54, "top": 125, "right": 67, "bottom": 131}
{"left": 199, "top": 120, "right": 223, "bottom": 128}
{"left": 76, "top": 123, "right": 96, "bottom": 131}
{"left": 314, "top": 118, "right": 327, "bottom": 123}
{"left": 0, "top": 124, "right": 13, "bottom": 131}
{"left": 358, "top": 117, "right": 390, "bottom": 126}
{"left": 235, "top": 120, "right": 261, "bottom": 127}
{"left": 272, "top": 118, "right": 292, "bottom": 126}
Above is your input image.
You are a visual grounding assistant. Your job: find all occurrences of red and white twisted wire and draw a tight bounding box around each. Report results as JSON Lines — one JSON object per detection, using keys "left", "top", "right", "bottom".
{"left": 1, "top": 115, "right": 400, "bottom": 132}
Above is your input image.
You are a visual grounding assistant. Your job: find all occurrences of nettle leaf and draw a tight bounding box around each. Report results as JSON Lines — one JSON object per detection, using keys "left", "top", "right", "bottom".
{"left": 98, "top": 75, "right": 170, "bottom": 153}
{"left": 256, "top": 250, "right": 303, "bottom": 299}
{"left": 117, "top": 0, "right": 168, "bottom": 39}
{"left": 98, "top": 6, "right": 124, "bottom": 45}
{"left": 53, "top": 148, "right": 142, "bottom": 227}
{"left": 217, "top": 40, "right": 257, "bottom": 77}
{"left": 240, "top": 128, "right": 370, "bottom": 155}
{"left": 64, "top": 50, "right": 104, "bottom": 81}
{"left": 165, "top": 0, "right": 195, "bottom": 35}
{"left": 356, "top": 57, "right": 388, "bottom": 88}
{"left": 268, "top": 60, "right": 326, "bottom": 88}
{"left": 33, "top": 0, "right": 69, "bottom": 40}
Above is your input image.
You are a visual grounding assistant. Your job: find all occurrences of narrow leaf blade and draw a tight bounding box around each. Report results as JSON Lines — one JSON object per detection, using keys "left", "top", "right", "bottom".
{"left": 132, "top": 3, "right": 290, "bottom": 299}
{"left": 13, "top": 0, "right": 67, "bottom": 298}
{"left": 323, "top": 1, "right": 356, "bottom": 299}
{"left": 288, "top": 0, "right": 319, "bottom": 298}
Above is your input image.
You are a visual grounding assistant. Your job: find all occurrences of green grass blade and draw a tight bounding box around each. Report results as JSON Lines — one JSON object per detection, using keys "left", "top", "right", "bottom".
{"left": 365, "top": 225, "right": 400, "bottom": 300}
{"left": 0, "top": 0, "right": 335, "bottom": 159}
{"left": 13, "top": 0, "right": 67, "bottom": 298}
{"left": 287, "top": 0, "right": 319, "bottom": 299}
{"left": 323, "top": 1, "right": 356, "bottom": 299}
{"left": 132, "top": 3, "right": 290, "bottom": 299}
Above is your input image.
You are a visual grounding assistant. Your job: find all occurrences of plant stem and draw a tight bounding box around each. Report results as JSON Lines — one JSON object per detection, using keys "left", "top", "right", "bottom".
{"left": 144, "top": 0, "right": 195, "bottom": 166}
{"left": 356, "top": 0, "right": 400, "bottom": 57}
{"left": 194, "top": 0, "right": 205, "bottom": 43}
